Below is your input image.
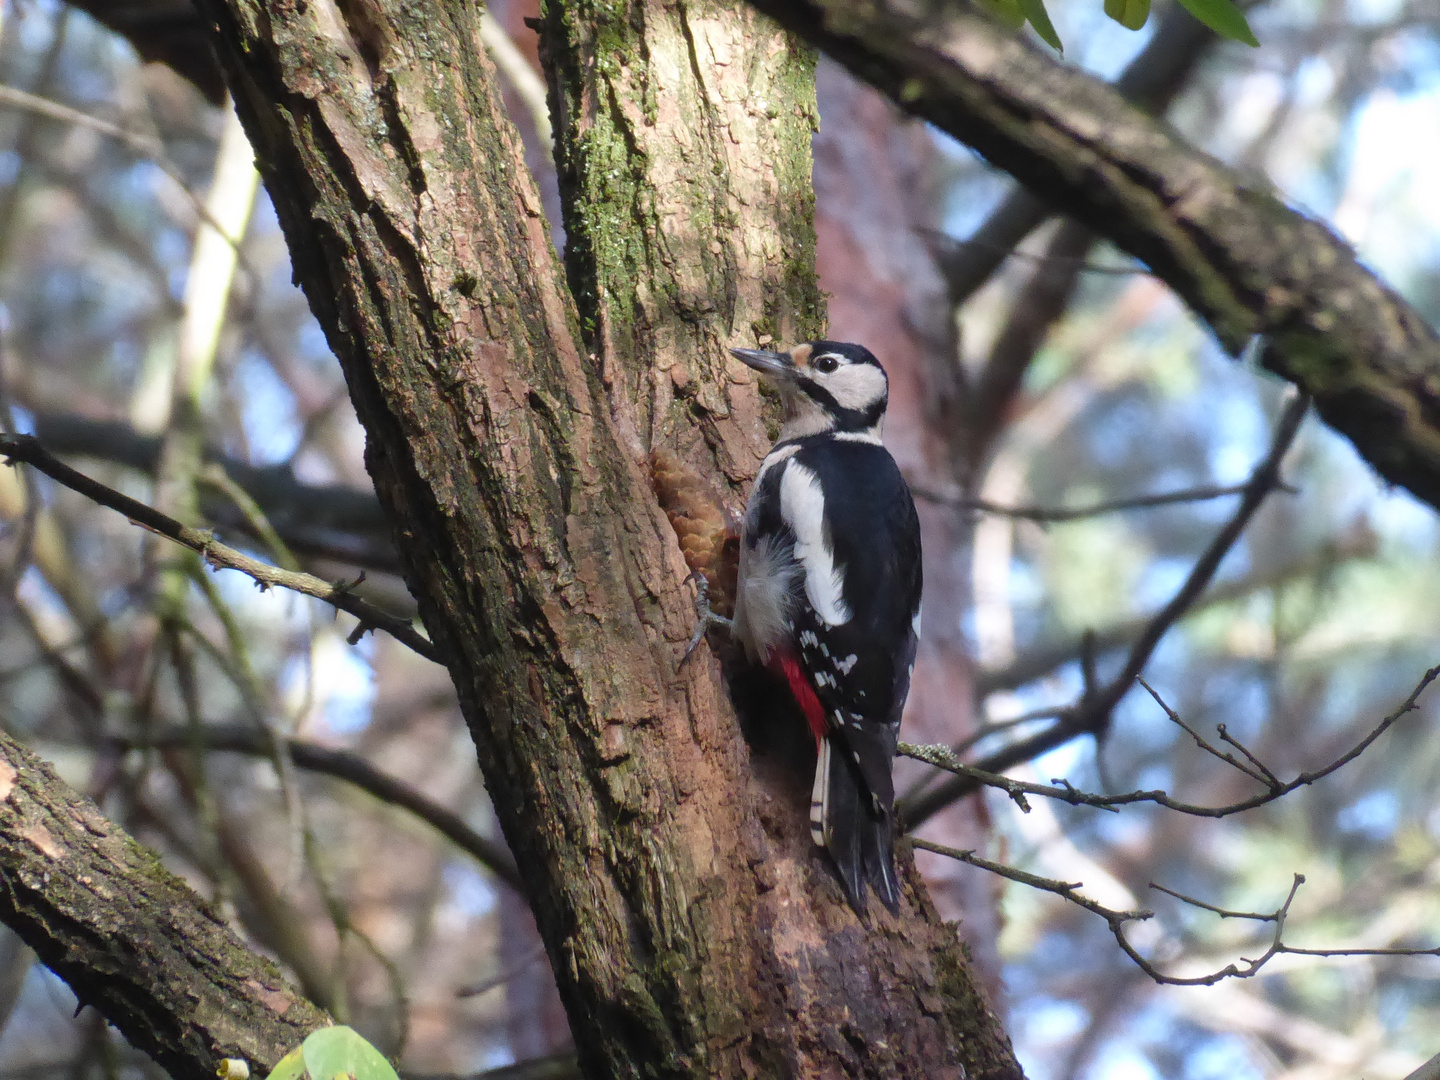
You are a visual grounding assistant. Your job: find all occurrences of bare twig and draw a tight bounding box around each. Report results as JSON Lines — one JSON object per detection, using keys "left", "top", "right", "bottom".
{"left": 897, "top": 660, "right": 1440, "bottom": 820}
{"left": 911, "top": 479, "right": 1298, "bottom": 522}
{"left": 106, "top": 725, "right": 521, "bottom": 889}
{"left": 913, "top": 842, "right": 1440, "bottom": 986}
{"left": 911, "top": 836, "right": 1154, "bottom": 925}
{"left": 1149, "top": 882, "right": 1281, "bottom": 920}
{"left": 1137, "top": 677, "right": 1274, "bottom": 789}
{"left": 0, "top": 435, "right": 439, "bottom": 663}
{"left": 456, "top": 941, "right": 548, "bottom": 998}
{"left": 0, "top": 84, "right": 246, "bottom": 253}
{"left": 901, "top": 393, "right": 1309, "bottom": 828}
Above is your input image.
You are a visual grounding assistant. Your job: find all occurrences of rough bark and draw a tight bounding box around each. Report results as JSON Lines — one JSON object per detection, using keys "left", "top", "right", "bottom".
{"left": 194, "top": 0, "right": 1018, "bottom": 1078}
{"left": 748, "top": 0, "right": 1440, "bottom": 513}
{"left": 0, "top": 729, "right": 329, "bottom": 1080}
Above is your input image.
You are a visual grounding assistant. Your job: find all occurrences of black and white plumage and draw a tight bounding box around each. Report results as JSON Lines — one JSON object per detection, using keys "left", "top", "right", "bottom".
{"left": 729, "top": 341, "right": 922, "bottom": 914}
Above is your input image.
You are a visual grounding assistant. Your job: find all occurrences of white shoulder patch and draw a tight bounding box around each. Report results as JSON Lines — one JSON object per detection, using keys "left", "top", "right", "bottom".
{"left": 755, "top": 442, "right": 800, "bottom": 485}
{"left": 832, "top": 426, "right": 884, "bottom": 445}
{"left": 780, "top": 461, "right": 851, "bottom": 626}
{"left": 742, "top": 444, "right": 800, "bottom": 537}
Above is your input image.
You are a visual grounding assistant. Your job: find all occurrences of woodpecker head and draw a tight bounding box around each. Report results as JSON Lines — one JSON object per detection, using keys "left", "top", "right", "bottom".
{"left": 730, "top": 341, "right": 889, "bottom": 441}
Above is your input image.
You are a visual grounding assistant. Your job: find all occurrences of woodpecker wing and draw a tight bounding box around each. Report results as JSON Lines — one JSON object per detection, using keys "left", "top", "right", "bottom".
{"left": 785, "top": 437, "right": 921, "bottom": 747}
{"left": 778, "top": 438, "right": 921, "bottom": 910}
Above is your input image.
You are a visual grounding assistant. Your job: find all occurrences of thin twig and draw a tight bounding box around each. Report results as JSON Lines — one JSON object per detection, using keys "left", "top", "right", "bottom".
{"left": 910, "top": 479, "right": 1299, "bottom": 522}
{"left": 900, "top": 392, "right": 1310, "bottom": 828}
{"left": 1216, "top": 722, "right": 1281, "bottom": 789}
{"left": 105, "top": 725, "right": 521, "bottom": 888}
{"left": 911, "top": 837, "right": 1154, "bottom": 924}
{"left": 455, "top": 941, "right": 548, "bottom": 998}
{"left": 0, "top": 84, "right": 245, "bottom": 253}
{"left": 897, "top": 660, "right": 1440, "bottom": 820}
{"left": 1137, "top": 676, "right": 1273, "bottom": 788}
{"left": 0, "top": 435, "right": 439, "bottom": 663}
{"left": 914, "top": 843, "right": 1439, "bottom": 986}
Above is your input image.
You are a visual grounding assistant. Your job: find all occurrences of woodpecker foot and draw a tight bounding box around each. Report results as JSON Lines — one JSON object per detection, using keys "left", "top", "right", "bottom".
{"left": 681, "top": 572, "right": 732, "bottom": 663}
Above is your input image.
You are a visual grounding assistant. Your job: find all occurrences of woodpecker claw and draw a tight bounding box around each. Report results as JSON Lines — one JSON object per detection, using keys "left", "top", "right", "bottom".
{"left": 681, "top": 571, "right": 732, "bottom": 663}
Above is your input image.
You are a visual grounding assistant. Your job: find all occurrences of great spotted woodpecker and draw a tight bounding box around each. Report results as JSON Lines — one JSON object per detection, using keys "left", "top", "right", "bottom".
{"left": 728, "top": 341, "right": 922, "bottom": 914}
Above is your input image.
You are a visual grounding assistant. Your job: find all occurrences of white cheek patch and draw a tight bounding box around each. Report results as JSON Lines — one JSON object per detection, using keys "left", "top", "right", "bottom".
{"left": 780, "top": 462, "right": 851, "bottom": 626}
{"left": 823, "top": 364, "right": 888, "bottom": 413}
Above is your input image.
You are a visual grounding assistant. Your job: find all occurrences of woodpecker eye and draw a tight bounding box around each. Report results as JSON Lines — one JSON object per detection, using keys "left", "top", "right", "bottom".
{"left": 813, "top": 355, "right": 840, "bottom": 374}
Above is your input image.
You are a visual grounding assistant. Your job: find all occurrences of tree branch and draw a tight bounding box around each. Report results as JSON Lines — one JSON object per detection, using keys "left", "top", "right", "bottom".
{"left": 914, "top": 844, "right": 1440, "bottom": 987}
{"left": 898, "top": 658, "right": 1440, "bottom": 819}
{"left": 901, "top": 393, "right": 1308, "bottom": 826}
{"left": 929, "top": 0, "right": 1219, "bottom": 306}
{"left": 746, "top": 0, "right": 1440, "bottom": 513}
{"left": 910, "top": 479, "right": 1295, "bottom": 522}
{"left": 0, "top": 728, "right": 328, "bottom": 1080}
{"left": 105, "top": 726, "right": 521, "bottom": 889}
{"left": 28, "top": 410, "right": 399, "bottom": 572}
{"left": 0, "top": 435, "right": 439, "bottom": 663}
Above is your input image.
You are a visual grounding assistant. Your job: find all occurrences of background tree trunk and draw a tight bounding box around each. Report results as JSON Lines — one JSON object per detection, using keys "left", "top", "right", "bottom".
{"left": 197, "top": 0, "right": 1021, "bottom": 1076}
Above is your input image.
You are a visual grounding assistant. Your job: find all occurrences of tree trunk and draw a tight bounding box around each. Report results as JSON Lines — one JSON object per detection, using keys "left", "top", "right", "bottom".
{"left": 198, "top": 0, "right": 1020, "bottom": 1076}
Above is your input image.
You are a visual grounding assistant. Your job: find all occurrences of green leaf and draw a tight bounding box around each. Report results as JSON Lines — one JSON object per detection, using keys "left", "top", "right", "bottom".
{"left": 1104, "top": 0, "right": 1152, "bottom": 31}
{"left": 301, "top": 1027, "right": 400, "bottom": 1080}
{"left": 1175, "top": 0, "right": 1259, "bottom": 45}
{"left": 264, "top": 1048, "right": 306, "bottom": 1080}
{"left": 976, "top": 0, "right": 1027, "bottom": 28}
{"left": 1017, "top": 0, "right": 1064, "bottom": 51}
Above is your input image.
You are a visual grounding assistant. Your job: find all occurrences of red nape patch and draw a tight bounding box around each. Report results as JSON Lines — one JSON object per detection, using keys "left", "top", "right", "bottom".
{"left": 771, "top": 650, "right": 827, "bottom": 751}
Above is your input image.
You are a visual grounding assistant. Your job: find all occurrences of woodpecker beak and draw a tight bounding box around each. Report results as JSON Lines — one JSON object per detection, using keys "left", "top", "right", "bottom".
{"left": 730, "top": 348, "right": 797, "bottom": 381}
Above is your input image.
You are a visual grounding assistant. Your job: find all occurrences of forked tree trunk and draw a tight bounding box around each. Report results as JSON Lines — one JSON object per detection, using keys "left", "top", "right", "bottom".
{"left": 199, "top": 0, "right": 1022, "bottom": 1074}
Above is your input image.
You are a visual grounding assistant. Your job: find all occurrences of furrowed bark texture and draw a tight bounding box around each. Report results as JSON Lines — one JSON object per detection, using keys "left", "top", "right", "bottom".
{"left": 540, "top": 4, "right": 1018, "bottom": 1077}
{"left": 0, "top": 730, "right": 328, "bottom": 1080}
{"left": 748, "top": 0, "right": 1440, "bottom": 512}
{"left": 199, "top": 0, "right": 1019, "bottom": 1077}
{"left": 541, "top": 0, "right": 820, "bottom": 486}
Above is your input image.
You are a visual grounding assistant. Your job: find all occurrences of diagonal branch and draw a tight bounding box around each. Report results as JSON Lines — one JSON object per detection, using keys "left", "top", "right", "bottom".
{"left": 913, "top": 844, "right": 1440, "bottom": 987}
{"left": 901, "top": 392, "right": 1308, "bottom": 827}
{"left": 105, "top": 726, "right": 521, "bottom": 889}
{"left": 0, "top": 435, "right": 439, "bottom": 663}
{"left": 745, "top": 0, "right": 1440, "bottom": 513}
{"left": 898, "top": 658, "right": 1440, "bottom": 819}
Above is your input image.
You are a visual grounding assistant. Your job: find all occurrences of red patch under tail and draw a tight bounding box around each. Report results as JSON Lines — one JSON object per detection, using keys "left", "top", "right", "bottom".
{"left": 771, "top": 649, "right": 827, "bottom": 752}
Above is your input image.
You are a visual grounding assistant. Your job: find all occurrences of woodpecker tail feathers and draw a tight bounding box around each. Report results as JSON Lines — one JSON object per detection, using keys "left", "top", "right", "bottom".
{"left": 812, "top": 737, "right": 900, "bottom": 915}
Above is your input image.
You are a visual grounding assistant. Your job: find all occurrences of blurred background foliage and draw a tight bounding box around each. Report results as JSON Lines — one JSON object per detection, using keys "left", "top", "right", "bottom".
{"left": 0, "top": 0, "right": 1435, "bottom": 1078}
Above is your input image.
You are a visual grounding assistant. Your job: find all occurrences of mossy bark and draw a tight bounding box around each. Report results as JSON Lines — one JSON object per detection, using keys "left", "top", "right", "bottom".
{"left": 196, "top": 0, "right": 1020, "bottom": 1076}
{"left": 0, "top": 731, "right": 329, "bottom": 1080}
